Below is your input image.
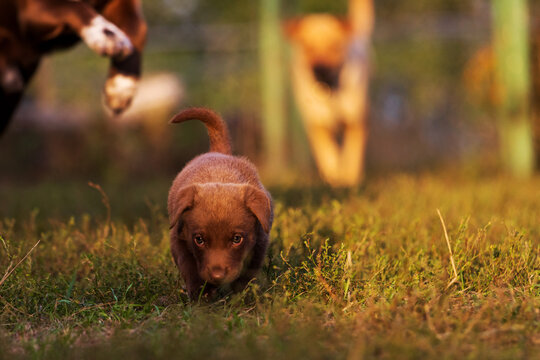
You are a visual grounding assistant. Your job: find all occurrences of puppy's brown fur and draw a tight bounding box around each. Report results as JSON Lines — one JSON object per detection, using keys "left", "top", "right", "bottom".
{"left": 168, "top": 108, "right": 273, "bottom": 300}
{"left": 284, "top": 0, "right": 373, "bottom": 187}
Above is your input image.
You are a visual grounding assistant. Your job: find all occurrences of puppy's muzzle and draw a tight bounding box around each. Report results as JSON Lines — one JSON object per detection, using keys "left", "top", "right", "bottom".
{"left": 207, "top": 266, "right": 229, "bottom": 284}
{"left": 312, "top": 64, "right": 342, "bottom": 90}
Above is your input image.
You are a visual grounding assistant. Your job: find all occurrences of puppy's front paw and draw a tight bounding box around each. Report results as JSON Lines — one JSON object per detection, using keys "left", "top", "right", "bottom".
{"left": 1, "top": 66, "right": 23, "bottom": 93}
{"left": 81, "top": 16, "right": 133, "bottom": 59}
{"left": 103, "top": 74, "right": 137, "bottom": 114}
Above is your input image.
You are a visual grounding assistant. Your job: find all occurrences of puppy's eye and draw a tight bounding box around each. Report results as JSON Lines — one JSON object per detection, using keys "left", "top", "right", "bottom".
{"left": 232, "top": 234, "right": 243, "bottom": 245}
{"left": 193, "top": 234, "right": 205, "bottom": 246}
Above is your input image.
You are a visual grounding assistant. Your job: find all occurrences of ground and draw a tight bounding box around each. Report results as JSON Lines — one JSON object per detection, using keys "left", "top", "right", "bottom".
{"left": 0, "top": 172, "right": 538, "bottom": 359}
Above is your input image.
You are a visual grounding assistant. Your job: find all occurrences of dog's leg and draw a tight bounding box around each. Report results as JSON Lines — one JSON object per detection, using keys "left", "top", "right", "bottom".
{"left": 0, "top": 89, "right": 24, "bottom": 134}
{"left": 0, "top": 61, "right": 40, "bottom": 135}
{"left": 291, "top": 60, "right": 345, "bottom": 185}
{"left": 337, "top": 61, "right": 370, "bottom": 186}
{"left": 177, "top": 254, "right": 206, "bottom": 300}
{"left": 306, "top": 126, "right": 343, "bottom": 186}
{"left": 339, "top": 88, "right": 368, "bottom": 185}
{"left": 340, "top": 123, "right": 367, "bottom": 185}
{"left": 101, "top": 0, "right": 147, "bottom": 114}
{"left": 19, "top": 0, "right": 133, "bottom": 59}
{"left": 0, "top": 58, "right": 24, "bottom": 94}
{"left": 170, "top": 232, "right": 210, "bottom": 300}
{"left": 80, "top": 15, "right": 133, "bottom": 59}
{"left": 0, "top": 33, "right": 25, "bottom": 131}
{"left": 231, "top": 231, "right": 269, "bottom": 293}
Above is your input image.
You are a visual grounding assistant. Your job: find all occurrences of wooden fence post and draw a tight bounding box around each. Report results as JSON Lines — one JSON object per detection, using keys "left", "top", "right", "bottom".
{"left": 259, "top": 0, "right": 287, "bottom": 175}
{"left": 492, "top": 0, "right": 536, "bottom": 176}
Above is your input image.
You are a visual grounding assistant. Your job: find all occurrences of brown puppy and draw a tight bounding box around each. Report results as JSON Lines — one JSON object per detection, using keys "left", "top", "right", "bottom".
{"left": 284, "top": 0, "right": 374, "bottom": 187}
{"left": 168, "top": 108, "right": 273, "bottom": 300}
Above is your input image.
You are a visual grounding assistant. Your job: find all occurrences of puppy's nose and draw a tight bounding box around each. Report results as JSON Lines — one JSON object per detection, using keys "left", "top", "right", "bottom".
{"left": 209, "top": 266, "right": 227, "bottom": 283}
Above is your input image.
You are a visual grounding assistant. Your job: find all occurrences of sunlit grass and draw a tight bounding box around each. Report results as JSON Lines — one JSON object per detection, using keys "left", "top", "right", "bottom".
{"left": 0, "top": 173, "right": 538, "bottom": 359}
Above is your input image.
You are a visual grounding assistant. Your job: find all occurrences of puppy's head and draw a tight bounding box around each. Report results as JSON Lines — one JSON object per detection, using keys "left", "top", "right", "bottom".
{"left": 284, "top": 14, "right": 352, "bottom": 88}
{"left": 170, "top": 183, "right": 271, "bottom": 285}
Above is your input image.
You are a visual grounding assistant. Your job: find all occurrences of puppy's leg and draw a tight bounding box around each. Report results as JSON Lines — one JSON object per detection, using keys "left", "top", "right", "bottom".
{"left": 231, "top": 232, "right": 269, "bottom": 293}
{"left": 101, "top": 0, "right": 147, "bottom": 114}
{"left": 19, "top": 0, "right": 133, "bottom": 59}
{"left": 170, "top": 232, "right": 210, "bottom": 300}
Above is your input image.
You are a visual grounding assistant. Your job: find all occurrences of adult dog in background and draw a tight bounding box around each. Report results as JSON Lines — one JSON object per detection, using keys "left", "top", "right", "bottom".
{"left": 284, "top": 0, "right": 374, "bottom": 187}
{"left": 0, "top": 0, "right": 147, "bottom": 135}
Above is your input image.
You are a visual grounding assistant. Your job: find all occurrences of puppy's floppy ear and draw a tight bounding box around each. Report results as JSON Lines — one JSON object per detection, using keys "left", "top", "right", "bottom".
{"left": 169, "top": 185, "right": 197, "bottom": 230}
{"left": 244, "top": 185, "right": 272, "bottom": 233}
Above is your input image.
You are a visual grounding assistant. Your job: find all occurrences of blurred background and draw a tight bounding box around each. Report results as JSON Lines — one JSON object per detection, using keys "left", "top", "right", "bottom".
{"left": 0, "top": 0, "right": 539, "bottom": 186}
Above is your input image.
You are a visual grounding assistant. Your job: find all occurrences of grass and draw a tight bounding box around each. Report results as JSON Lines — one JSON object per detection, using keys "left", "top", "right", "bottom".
{"left": 0, "top": 173, "right": 539, "bottom": 359}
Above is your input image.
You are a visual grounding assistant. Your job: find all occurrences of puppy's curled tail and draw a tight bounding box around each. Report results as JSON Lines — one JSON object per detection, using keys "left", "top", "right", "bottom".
{"left": 170, "top": 107, "right": 232, "bottom": 155}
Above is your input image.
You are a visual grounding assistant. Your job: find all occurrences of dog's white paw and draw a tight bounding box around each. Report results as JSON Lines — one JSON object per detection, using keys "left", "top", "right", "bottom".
{"left": 103, "top": 74, "right": 138, "bottom": 114}
{"left": 1, "top": 66, "right": 24, "bottom": 93}
{"left": 80, "top": 16, "right": 133, "bottom": 59}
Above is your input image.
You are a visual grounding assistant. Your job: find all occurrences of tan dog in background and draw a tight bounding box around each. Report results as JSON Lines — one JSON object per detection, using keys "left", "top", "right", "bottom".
{"left": 168, "top": 108, "right": 273, "bottom": 300}
{"left": 284, "top": 0, "right": 374, "bottom": 186}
